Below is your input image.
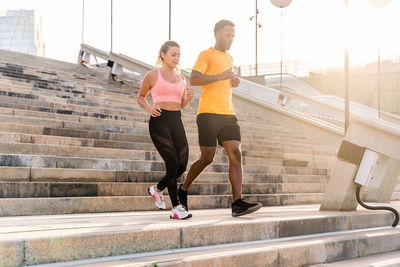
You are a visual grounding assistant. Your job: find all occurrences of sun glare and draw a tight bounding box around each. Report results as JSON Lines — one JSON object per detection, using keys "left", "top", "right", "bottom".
{"left": 0, "top": 0, "right": 398, "bottom": 71}
{"left": 345, "top": 0, "right": 397, "bottom": 65}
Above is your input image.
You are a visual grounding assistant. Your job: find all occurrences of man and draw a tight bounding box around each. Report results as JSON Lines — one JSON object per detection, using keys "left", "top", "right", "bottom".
{"left": 178, "top": 19, "right": 262, "bottom": 217}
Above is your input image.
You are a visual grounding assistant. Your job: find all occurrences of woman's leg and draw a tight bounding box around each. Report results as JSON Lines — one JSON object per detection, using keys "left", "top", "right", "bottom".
{"left": 149, "top": 118, "right": 180, "bottom": 208}
{"left": 171, "top": 119, "right": 189, "bottom": 178}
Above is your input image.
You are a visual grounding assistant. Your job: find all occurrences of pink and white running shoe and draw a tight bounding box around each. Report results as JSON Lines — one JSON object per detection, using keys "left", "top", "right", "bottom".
{"left": 170, "top": 205, "right": 192, "bottom": 220}
{"left": 148, "top": 185, "right": 166, "bottom": 210}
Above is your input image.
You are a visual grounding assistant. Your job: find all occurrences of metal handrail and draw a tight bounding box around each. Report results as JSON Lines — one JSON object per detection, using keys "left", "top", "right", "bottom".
{"left": 234, "top": 76, "right": 343, "bottom": 121}
{"left": 78, "top": 43, "right": 110, "bottom": 67}
{"left": 267, "top": 73, "right": 400, "bottom": 125}
{"left": 79, "top": 43, "right": 110, "bottom": 61}
{"left": 263, "top": 72, "right": 298, "bottom": 78}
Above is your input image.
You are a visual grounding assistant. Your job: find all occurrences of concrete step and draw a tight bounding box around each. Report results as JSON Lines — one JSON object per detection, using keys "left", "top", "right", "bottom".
{"left": 0, "top": 71, "right": 138, "bottom": 95}
{"left": 0, "top": 108, "right": 334, "bottom": 152}
{"left": 0, "top": 130, "right": 154, "bottom": 150}
{"left": 0, "top": 109, "right": 304, "bottom": 139}
{"left": 0, "top": 113, "right": 152, "bottom": 135}
{"left": 0, "top": 105, "right": 149, "bottom": 127}
{"left": 310, "top": 250, "right": 400, "bottom": 266}
{"left": 0, "top": 140, "right": 334, "bottom": 169}
{"left": 0, "top": 66, "right": 150, "bottom": 98}
{"left": 0, "top": 88, "right": 141, "bottom": 114}
{"left": 0, "top": 193, "right": 326, "bottom": 216}
{"left": 0, "top": 52, "right": 112, "bottom": 75}
{"left": 244, "top": 173, "right": 330, "bottom": 184}
{"left": 0, "top": 99, "right": 319, "bottom": 139}
{"left": 0, "top": 125, "right": 335, "bottom": 156}
{"left": 0, "top": 63, "right": 108, "bottom": 89}
{"left": 0, "top": 73, "right": 137, "bottom": 97}
{"left": 0, "top": 204, "right": 396, "bottom": 266}
{"left": 0, "top": 102, "right": 336, "bottom": 151}
{"left": 0, "top": 59, "right": 138, "bottom": 95}
{"left": 0, "top": 94, "right": 146, "bottom": 122}
{"left": 0, "top": 90, "right": 338, "bottom": 147}
{"left": 392, "top": 192, "right": 400, "bottom": 201}
{"left": 0, "top": 167, "right": 330, "bottom": 184}
{"left": 0, "top": 182, "right": 326, "bottom": 198}
{"left": 0, "top": 85, "right": 197, "bottom": 117}
{"left": 0, "top": 128, "right": 163, "bottom": 155}
{"left": 0, "top": 121, "right": 151, "bottom": 143}
{"left": 0, "top": 80, "right": 138, "bottom": 109}
{"left": 0, "top": 118, "right": 335, "bottom": 152}
{"left": 61, "top": 227, "right": 400, "bottom": 267}
{"left": 0, "top": 153, "right": 332, "bottom": 176}
{"left": 0, "top": 126, "right": 337, "bottom": 156}
{"left": 0, "top": 96, "right": 145, "bottom": 123}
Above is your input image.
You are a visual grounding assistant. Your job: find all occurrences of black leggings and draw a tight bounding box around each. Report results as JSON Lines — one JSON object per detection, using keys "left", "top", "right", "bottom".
{"left": 149, "top": 110, "right": 188, "bottom": 207}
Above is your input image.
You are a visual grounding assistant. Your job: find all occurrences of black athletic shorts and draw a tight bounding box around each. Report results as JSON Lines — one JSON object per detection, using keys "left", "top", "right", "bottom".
{"left": 196, "top": 113, "right": 241, "bottom": 146}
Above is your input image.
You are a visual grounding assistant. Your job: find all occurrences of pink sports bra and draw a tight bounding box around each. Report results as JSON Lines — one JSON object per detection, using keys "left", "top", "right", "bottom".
{"left": 150, "top": 69, "right": 184, "bottom": 104}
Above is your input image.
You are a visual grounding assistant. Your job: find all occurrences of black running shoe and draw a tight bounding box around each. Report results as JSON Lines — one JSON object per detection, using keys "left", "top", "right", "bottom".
{"left": 232, "top": 198, "right": 262, "bottom": 217}
{"left": 177, "top": 184, "right": 189, "bottom": 211}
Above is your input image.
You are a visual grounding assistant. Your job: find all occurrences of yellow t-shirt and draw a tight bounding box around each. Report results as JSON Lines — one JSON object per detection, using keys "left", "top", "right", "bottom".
{"left": 192, "top": 47, "right": 234, "bottom": 115}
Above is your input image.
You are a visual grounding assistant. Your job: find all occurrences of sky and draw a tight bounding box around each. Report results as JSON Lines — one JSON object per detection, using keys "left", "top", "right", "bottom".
{"left": 1, "top": 0, "right": 400, "bottom": 74}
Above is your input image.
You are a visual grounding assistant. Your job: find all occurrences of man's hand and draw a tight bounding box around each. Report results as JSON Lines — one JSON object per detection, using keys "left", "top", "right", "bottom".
{"left": 231, "top": 75, "right": 240, "bottom": 87}
{"left": 218, "top": 69, "right": 240, "bottom": 87}
{"left": 219, "top": 69, "right": 235, "bottom": 80}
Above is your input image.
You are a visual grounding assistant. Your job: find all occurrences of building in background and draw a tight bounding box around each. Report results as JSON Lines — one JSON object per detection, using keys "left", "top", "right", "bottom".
{"left": 0, "top": 9, "right": 44, "bottom": 56}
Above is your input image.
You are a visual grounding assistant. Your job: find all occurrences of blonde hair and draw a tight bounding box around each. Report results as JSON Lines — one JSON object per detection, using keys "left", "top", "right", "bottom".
{"left": 156, "top": 40, "right": 180, "bottom": 72}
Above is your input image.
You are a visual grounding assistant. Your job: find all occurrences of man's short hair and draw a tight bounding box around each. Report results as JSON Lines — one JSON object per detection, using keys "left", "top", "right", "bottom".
{"left": 214, "top": 19, "right": 235, "bottom": 34}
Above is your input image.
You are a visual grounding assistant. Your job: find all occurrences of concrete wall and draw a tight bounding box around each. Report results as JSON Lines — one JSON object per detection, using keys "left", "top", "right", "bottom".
{"left": 232, "top": 92, "right": 343, "bottom": 148}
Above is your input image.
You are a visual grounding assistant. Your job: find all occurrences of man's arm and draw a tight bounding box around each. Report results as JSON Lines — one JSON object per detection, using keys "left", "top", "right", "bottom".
{"left": 190, "top": 69, "right": 236, "bottom": 86}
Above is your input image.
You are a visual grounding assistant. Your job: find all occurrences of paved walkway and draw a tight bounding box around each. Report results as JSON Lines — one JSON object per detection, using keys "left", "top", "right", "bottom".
{"left": 2, "top": 203, "right": 399, "bottom": 242}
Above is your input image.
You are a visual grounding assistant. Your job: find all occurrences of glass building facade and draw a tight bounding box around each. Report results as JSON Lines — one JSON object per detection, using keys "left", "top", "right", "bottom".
{"left": 0, "top": 10, "right": 43, "bottom": 56}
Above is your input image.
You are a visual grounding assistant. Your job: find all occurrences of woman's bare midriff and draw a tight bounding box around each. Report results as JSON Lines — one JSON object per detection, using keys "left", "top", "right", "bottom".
{"left": 155, "top": 102, "right": 182, "bottom": 111}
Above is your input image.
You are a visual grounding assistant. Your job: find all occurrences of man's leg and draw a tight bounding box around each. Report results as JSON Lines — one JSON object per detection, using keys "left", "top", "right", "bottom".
{"left": 221, "top": 140, "right": 262, "bottom": 217}
{"left": 181, "top": 146, "right": 216, "bottom": 191}
{"left": 221, "top": 140, "right": 243, "bottom": 202}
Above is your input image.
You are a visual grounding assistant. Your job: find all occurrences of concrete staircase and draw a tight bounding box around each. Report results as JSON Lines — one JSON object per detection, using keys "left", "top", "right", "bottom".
{"left": 1, "top": 205, "right": 399, "bottom": 266}
{"left": 3, "top": 49, "right": 400, "bottom": 266}
{"left": 0, "top": 49, "right": 337, "bottom": 216}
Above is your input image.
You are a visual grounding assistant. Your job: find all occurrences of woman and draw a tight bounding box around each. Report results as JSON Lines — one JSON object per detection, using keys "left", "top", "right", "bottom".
{"left": 138, "top": 41, "right": 194, "bottom": 220}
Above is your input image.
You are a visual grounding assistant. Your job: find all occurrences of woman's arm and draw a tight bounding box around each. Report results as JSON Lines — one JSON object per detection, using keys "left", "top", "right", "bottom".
{"left": 181, "top": 87, "right": 194, "bottom": 109}
{"left": 181, "top": 76, "right": 194, "bottom": 109}
{"left": 137, "top": 71, "right": 162, "bottom": 117}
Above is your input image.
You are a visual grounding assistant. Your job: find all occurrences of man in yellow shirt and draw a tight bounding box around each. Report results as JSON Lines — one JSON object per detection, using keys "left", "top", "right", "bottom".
{"left": 178, "top": 19, "right": 262, "bottom": 217}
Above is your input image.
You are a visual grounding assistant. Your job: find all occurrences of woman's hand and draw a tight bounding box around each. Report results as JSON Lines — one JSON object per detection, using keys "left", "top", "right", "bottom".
{"left": 186, "top": 87, "right": 194, "bottom": 102}
{"left": 149, "top": 105, "right": 162, "bottom": 117}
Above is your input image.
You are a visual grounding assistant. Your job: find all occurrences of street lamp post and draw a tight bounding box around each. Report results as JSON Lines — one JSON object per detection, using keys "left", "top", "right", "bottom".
{"left": 169, "top": 0, "right": 171, "bottom": 40}
{"left": 364, "top": 0, "right": 392, "bottom": 118}
{"left": 256, "top": 0, "right": 258, "bottom": 76}
{"left": 82, "top": 0, "right": 85, "bottom": 43}
{"left": 111, "top": 0, "right": 113, "bottom": 51}
{"left": 249, "top": 0, "right": 262, "bottom": 76}
{"left": 344, "top": 0, "right": 349, "bottom": 133}
{"left": 270, "top": 0, "right": 292, "bottom": 90}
